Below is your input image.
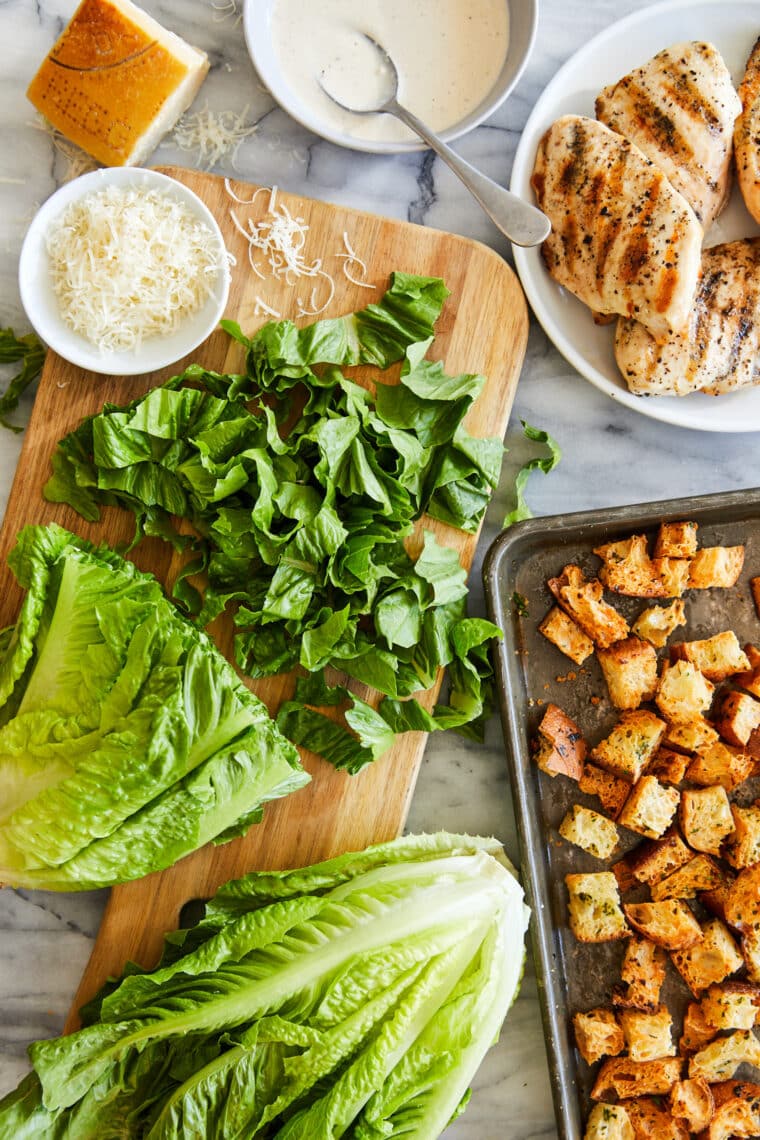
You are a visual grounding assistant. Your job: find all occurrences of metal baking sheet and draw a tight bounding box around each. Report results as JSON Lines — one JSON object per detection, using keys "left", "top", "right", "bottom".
{"left": 483, "top": 487, "right": 760, "bottom": 1140}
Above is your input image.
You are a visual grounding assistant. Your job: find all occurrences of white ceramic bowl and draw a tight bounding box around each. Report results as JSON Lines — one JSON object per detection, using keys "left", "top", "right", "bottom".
{"left": 244, "top": 0, "right": 538, "bottom": 154}
{"left": 19, "top": 167, "right": 231, "bottom": 377}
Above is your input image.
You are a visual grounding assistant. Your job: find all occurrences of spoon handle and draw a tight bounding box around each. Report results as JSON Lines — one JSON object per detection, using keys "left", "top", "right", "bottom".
{"left": 389, "top": 101, "right": 551, "bottom": 248}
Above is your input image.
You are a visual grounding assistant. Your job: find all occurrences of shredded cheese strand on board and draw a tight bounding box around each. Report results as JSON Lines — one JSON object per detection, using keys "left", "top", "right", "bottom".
{"left": 46, "top": 185, "right": 222, "bottom": 353}
{"left": 337, "top": 231, "right": 377, "bottom": 290}
{"left": 173, "top": 105, "right": 256, "bottom": 171}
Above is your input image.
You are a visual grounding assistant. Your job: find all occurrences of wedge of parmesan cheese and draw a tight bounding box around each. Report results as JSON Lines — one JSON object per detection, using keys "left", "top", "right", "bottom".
{"left": 27, "top": 0, "right": 209, "bottom": 166}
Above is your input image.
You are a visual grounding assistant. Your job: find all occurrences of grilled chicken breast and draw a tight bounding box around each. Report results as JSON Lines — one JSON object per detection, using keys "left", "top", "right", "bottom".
{"left": 615, "top": 238, "right": 760, "bottom": 397}
{"left": 596, "top": 42, "right": 741, "bottom": 230}
{"left": 735, "top": 36, "right": 760, "bottom": 224}
{"left": 531, "top": 115, "right": 703, "bottom": 340}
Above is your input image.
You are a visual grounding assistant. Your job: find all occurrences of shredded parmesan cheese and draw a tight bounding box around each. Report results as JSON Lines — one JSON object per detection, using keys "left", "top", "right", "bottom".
{"left": 337, "top": 231, "right": 376, "bottom": 290}
{"left": 253, "top": 295, "right": 282, "bottom": 318}
{"left": 172, "top": 105, "right": 256, "bottom": 170}
{"left": 46, "top": 185, "right": 223, "bottom": 353}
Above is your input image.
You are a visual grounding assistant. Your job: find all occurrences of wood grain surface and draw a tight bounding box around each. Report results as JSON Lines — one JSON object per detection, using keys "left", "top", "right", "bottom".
{"left": 0, "top": 166, "right": 528, "bottom": 1029}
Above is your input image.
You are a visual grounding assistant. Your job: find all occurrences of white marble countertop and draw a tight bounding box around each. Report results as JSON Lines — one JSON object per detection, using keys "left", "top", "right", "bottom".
{"left": 1, "top": 0, "right": 759, "bottom": 1136}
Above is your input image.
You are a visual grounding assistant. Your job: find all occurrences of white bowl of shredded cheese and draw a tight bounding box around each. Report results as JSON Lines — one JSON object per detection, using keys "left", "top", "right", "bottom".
{"left": 19, "top": 167, "right": 231, "bottom": 376}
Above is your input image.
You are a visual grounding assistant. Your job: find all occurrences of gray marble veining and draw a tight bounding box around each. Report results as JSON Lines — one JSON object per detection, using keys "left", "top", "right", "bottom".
{"left": 0, "top": 0, "right": 758, "bottom": 1135}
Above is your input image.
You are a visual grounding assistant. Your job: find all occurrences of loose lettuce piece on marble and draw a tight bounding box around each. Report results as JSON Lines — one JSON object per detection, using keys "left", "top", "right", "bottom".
{"left": 0, "top": 833, "right": 528, "bottom": 1139}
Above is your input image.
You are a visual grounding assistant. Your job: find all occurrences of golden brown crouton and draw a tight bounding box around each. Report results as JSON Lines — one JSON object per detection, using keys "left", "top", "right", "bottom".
{"left": 566, "top": 872, "right": 630, "bottom": 943}
{"left": 671, "top": 918, "right": 744, "bottom": 997}
{"left": 594, "top": 535, "right": 667, "bottom": 598}
{"left": 701, "top": 982, "right": 760, "bottom": 1031}
{"left": 710, "top": 1080, "right": 760, "bottom": 1110}
{"left": 723, "top": 864, "right": 760, "bottom": 932}
{"left": 671, "top": 630, "right": 750, "bottom": 682}
{"left": 598, "top": 637, "right": 659, "bottom": 710}
{"left": 663, "top": 717, "right": 719, "bottom": 754}
{"left": 580, "top": 762, "right": 633, "bottom": 819}
{"left": 584, "top": 1103, "right": 635, "bottom": 1140}
{"left": 630, "top": 828, "right": 692, "bottom": 887}
{"left": 725, "top": 803, "right": 760, "bottom": 870}
{"left": 686, "top": 740, "right": 754, "bottom": 790}
{"left": 654, "top": 521, "right": 699, "bottom": 560}
{"left": 701, "top": 873, "right": 738, "bottom": 926}
{"left": 669, "top": 1077, "right": 714, "bottom": 1134}
{"left": 613, "top": 938, "right": 667, "bottom": 1013}
{"left": 650, "top": 855, "right": 727, "bottom": 902}
{"left": 624, "top": 900, "right": 703, "bottom": 950}
{"left": 624, "top": 1096, "right": 689, "bottom": 1140}
{"left": 742, "top": 928, "right": 760, "bottom": 984}
{"left": 539, "top": 605, "right": 596, "bottom": 665}
{"left": 559, "top": 804, "right": 619, "bottom": 860}
{"left": 680, "top": 1001, "right": 718, "bottom": 1055}
{"left": 651, "top": 558, "right": 692, "bottom": 599}
{"left": 706, "top": 1096, "right": 760, "bottom": 1140}
{"left": 647, "top": 748, "right": 690, "bottom": 786}
{"left": 591, "top": 711, "right": 667, "bottom": 783}
{"left": 736, "top": 644, "right": 760, "bottom": 699}
{"left": 550, "top": 564, "right": 631, "bottom": 648}
{"left": 534, "top": 703, "right": 586, "bottom": 780}
{"left": 620, "top": 1005, "right": 675, "bottom": 1062}
{"left": 713, "top": 691, "right": 760, "bottom": 747}
{"left": 688, "top": 1030, "right": 760, "bottom": 1082}
{"left": 573, "top": 1007, "right": 626, "bottom": 1065}
{"left": 632, "top": 600, "right": 687, "bottom": 649}
{"left": 679, "top": 786, "right": 735, "bottom": 856}
{"left": 612, "top": 854, "right": 639, "bottom": 895}
{"left": 618, "top": 777, "right": 680, "bottom": 840}
{"left": 752, "top": 578, "right": 760, "bottom": 620}
{"left": 688, "top": 546, "right": 745, "bottom": 590}
{"left": 590, "top": 1057, "right": 683, "bottom": 1101}
{"left": 656, "top": 660, "right": 715, "bottom": 724}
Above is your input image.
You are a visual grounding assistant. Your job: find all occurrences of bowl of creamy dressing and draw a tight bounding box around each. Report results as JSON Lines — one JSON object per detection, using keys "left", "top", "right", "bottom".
{"left": 244, "top": 0, "right": 537, "bottom": 153}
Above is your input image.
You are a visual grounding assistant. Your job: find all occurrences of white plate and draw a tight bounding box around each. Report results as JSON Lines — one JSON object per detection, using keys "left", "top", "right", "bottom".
{"left": 511, "top": 0, "right": 760, "bottom": 433}
{"left": 19, "top": 167, "right": 231, "bottom": 377}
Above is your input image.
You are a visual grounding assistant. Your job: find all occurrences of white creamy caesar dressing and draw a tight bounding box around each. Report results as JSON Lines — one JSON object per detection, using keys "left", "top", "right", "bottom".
{"left": 270, "top": 0, "right": 510, "bottom": 144}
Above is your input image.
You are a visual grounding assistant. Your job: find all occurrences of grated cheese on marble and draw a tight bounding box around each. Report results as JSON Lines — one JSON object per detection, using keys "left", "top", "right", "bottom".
{"left": 173, "top": 105, "right": 256, "bottom": 171}
{"left": 46, "top": 185, "right": 223, "bottom": 353}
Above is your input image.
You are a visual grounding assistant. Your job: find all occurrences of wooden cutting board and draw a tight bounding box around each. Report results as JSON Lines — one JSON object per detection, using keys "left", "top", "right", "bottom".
{"left": 0, "top": 166, "right": 528, "bottom": 1028}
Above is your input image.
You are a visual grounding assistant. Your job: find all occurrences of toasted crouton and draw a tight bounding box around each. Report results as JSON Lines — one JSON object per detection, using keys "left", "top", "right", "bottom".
{"left": 752, "top": 578, "right": 760, "bottom": 619}
{"left": 584, "top": 1103, "right": 635, "bottom": 1140}
{"left": 539, "top": 606, "right": 595, "bottom": 665}
{"left": 725, "top": 803, "right": 760, "bottom": 870}
{"left": 560, "top": 804, "right": 619, "bottom": 860}
{"left": 656, "top": 660, "right": 714, "bottom": 724}
{"left": 598, "top": 637, "right": 659, "bottom": 710}
{"left": 671, "top": 631, "right": 750, "bottom": 682}
{"left": 723, "top": 865, "right": 760, "bottom": 932}
{"left": 566, "top": 872, "right": 630, "bottom": 943}
{"left": 736, "top": 644, "right": 760, "bottom": 699}
{"left": 686, "top": 740, "right": 754, "bottom": 790}
{"left": 647, "top": 747, "right": 690, "bottom": 786}
{"left": 688, "top": 1030, "right": 760, "bottom": 1082}
{"left": 701, "top": 982, "right": 760, "bottom": 1031}
{"left": 713, "top": 691, "right": 760, "bottom": 747}
{"left": 591, "top": 711, "right": 667, "bottom": 783}
{"left": 671, "top": 918, "right": 744, "bottom": 997}
{"left": 679, "top": 786, "right": 735, "bottom": 856}
{"left": 680, "top": 1001, "right": 718, "bottom": 1055}
{"left": 650, "top": 855, "right": 727, "bottom": 902}
{"left": 618, "top": 777, "right": 680, "bottom": 840}
{"left": 701, "top": 873, "right": 738, "bottom": 926}
{"left": 594, "top": 535, "right": 667, "bottom": 597}
{"left": 620, "top": 1005, "right": 675, "bottom": 1062}
{"left": 630, "top": 828, "right": 692, "bottom": 887}
{"left": 590, "top": 1057, "right": 682, "bottom": 1100}
{"left": 573, "top": 1007, "right": 626, "bottom": 1065}
{"left": 612, "top": 854, "right": 639, "bottom": 895}
{"left": 706, "top": 1095, "right": 760, "bottom": 1140}
{"left": 632, "top": 600, "right": 687, "bottom": 649}
{"left": 624, "top": 1096, "right": 689, "bottom": 1140}
{"left": 688, "top": 547, "right": 745, "bottom": 590}
{"left": 664, "top": 717, "right": 719, "bottom": 754}
{"left": 655, "top": 521, "right": 699, "bottom": 560}
{"left": 669, "top": 1077, "right": 714, "bottom": 1134}
{"left": 550, "top": 564, "right": 630, "bottom": 648}
{"left": 534, "top": 703, "right": 586, "bottom": 780}
{"left": 651, "top": 558, "right": 692, "bottom": 599}
{"left": 710, "top": 1080, "right": 760, "bottom": 1110}
{"left": 742, "top": 928, "right": 760, "bottom": 984}
{"left": 580, "top": 762, "right": 632, "bottom": 819}
{"left": 613, "top": 938, "right": 667, "bottom": 1012}
{"left": 624, "top": 900, "right": 703, "bottom": 950}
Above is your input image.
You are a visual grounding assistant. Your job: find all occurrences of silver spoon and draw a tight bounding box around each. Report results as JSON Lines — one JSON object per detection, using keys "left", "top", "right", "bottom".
{"left": 320, "top": 33, "right": 551, "bottom": 248}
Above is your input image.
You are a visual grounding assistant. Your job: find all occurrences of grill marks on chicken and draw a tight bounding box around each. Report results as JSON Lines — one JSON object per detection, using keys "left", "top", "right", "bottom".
{"left": 532, "top": 115, "right": 703, "bottom": 339}
{"left": 596, "top": 42, "right": 742, "bottom": 229}
{"left": 735, "top": 37, "right": 760, "bottom": 224}
{"left": 615, "top": 238, "right": 760, "bottom": 397}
